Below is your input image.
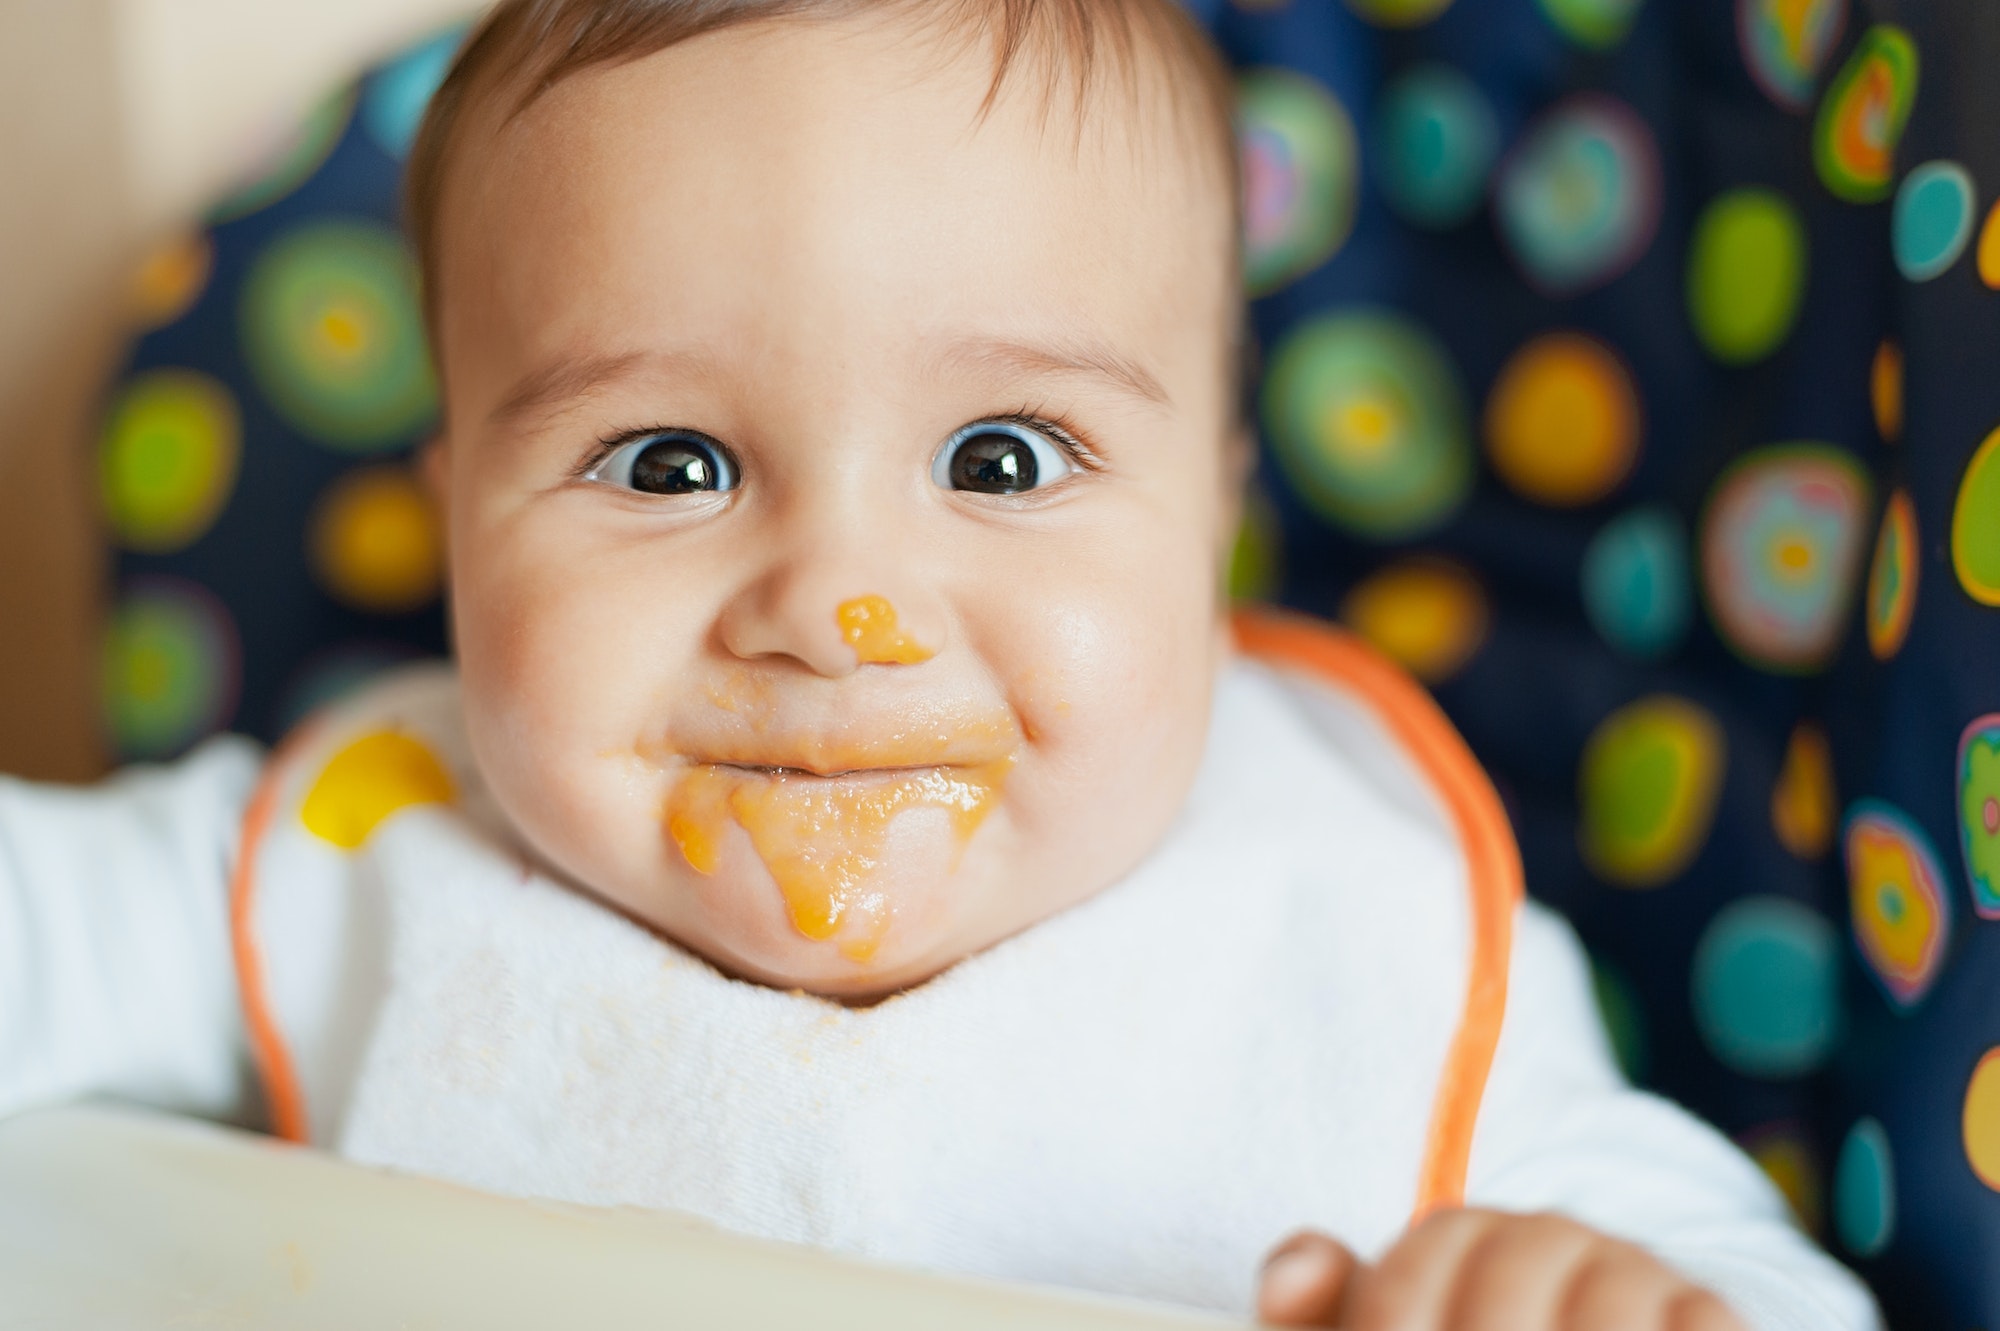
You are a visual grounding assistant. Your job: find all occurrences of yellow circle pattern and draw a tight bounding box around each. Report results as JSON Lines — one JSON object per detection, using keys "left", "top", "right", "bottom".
{"left": 1871, "top": 341, "right": 1903, "bottom": 444}
{"left": 1485, "top": 333, "right": 1640, "bottom": 506}
{"left": 1978, "top": 199, "right": 2000, "bottom": 290}
{"left": 1965, "top": 1049, "right": 2000, "bottom": 1192}
{"left": 309, "top": 466, "right": 443, "bottom": 613}
{"left": 1772, "top": 722, "right": 1836, "bottom": 862}
{"left": 1954, "top": 426, "right": 2000, "bottom": 606}
{"left": 1745, "top": 1128, "right": 1824, "bottom": 1236}
{"left": 131, "top": 233, "right": 214, "bottom": 330}
{"left": 1339, "top": 558, "right": 1490, "bottom": 684}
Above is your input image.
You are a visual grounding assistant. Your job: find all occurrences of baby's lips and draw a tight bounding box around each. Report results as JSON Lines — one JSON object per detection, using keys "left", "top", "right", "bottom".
{"left": 659, "top": 700, "right": 1025, "bottom": 773}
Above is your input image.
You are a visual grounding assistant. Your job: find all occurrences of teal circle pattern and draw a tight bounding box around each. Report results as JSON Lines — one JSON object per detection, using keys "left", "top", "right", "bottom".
{"left": 1691, "top": 896, "right": 1843, "bottom": 1078}
{"left": 1893, "top": 161, "right": 1976, "bottom": 283}
{"left": 363, "top": 25, "right": 467, "bottom": 160}
{"left": 1261, "top": 310, "right": 1473, "bottom": 541}
{"left": 1372, "top": 64, "right": 1499, "bottom": 230}
{"left": 1834, "top": 1117, "right": 1895, "bottom": 1257}
{"left": 1495, "top": 96, "right": 1662, "bottom": 296}
{"left": 239, "top": 220, "right": 439, "bottom": 451}
{"left": 101, "top": 578, "right": 239, "bottom": 760}
{"left": 1582, "top": 506, "right": 1692, "bottom": 659}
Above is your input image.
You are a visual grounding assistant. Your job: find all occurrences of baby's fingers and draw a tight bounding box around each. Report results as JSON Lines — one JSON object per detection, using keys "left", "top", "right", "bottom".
{"left": 1335, "top": 1208, "right": 1496, "bottom": 1331}
{"left": 1547, "top": 1242, "right": 1711, "bottom": 1331}
{"left": 1337, "top": 1209, "right": 1750, "bottom": 1331}
{"left": 1559, "top": 1252, "right": 1746, "bottom": 1331}
{"left": 1258, "top": 1230, "right": 1361, "bottom": 1327}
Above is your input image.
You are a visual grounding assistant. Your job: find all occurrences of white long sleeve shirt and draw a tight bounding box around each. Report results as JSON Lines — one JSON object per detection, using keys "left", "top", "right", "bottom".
{"left": 0, "top": 657, "right": 1879, "bottom": 1329}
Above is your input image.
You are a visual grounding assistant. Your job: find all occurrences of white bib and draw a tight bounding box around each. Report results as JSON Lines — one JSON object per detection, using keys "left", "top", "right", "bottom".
{"left": 230, "top": 623, "right": 1511, "bottom": 1313}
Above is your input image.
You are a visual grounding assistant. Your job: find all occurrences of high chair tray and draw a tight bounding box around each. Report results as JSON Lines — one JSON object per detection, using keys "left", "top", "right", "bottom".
{"left": 0, "top": 1104, "right": 1248, "bottom": 1329}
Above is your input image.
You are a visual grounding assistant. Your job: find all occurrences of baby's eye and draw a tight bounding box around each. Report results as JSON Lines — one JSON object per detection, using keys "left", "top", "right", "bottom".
{"left": 585, "top": 431, "right": 738, "bottom": 495}
{"left": 931, "top": 422, "right": 1074, "bottom": 495}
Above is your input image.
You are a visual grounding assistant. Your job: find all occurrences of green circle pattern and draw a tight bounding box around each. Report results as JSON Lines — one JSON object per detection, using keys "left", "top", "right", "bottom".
{"left": 99, "top": 369, "right": 241, "bottom": 553}
{"left": 1261, "top": 310, "right": 1472, "bottom": 541}
{"left": 1687, "top": 188, "right": 1808, "bottom": 365}
{"left": 1538, "top": 0, "right": 1643, "bottom": 49}
{"left": 240, "top": 220, "right": 438, "bottom": 450}
{"left": 102, "top": 582, "right": 235, "bottom": 759}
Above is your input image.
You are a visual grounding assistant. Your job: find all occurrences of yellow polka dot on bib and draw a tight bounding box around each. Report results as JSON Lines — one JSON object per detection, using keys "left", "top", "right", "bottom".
{"left": 301, "top": 730, "right": 456, "bottom": 850}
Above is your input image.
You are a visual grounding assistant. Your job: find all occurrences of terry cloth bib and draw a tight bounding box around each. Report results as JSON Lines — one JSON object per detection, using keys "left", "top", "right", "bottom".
{"left": 229, "top": 611, "right": 1520, "bottom": 1312}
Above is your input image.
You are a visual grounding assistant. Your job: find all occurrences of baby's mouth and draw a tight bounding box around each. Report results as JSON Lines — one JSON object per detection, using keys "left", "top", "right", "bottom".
{"left": 660, "top": 725, "right": 1020, "bottom": 963}
{"left": 712, "top": 761, "right": 949, "bottom": 781}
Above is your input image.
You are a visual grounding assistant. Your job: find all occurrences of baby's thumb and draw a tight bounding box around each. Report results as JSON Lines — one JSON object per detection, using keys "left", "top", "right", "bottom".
{"left": 1256, "top": 1230, "right": 1361, "bottom": 1328}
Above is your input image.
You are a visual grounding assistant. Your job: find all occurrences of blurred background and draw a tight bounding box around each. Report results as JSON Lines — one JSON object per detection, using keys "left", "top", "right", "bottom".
{"left": 0, "top": 0, "right": 476, "bottom": 780}
{"left": 3, "top": 1, "right": 1998, "bottom": 1326}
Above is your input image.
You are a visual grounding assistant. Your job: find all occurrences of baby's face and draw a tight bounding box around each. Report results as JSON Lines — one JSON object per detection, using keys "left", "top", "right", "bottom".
{"left": 429, "top": 15, "right": 1240, "bottom": 998}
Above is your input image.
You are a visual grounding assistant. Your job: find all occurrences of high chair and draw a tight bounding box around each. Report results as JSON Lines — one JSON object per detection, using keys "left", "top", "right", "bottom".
{"left": 52, "top": 2, "right": 2000, "bottom": 1326}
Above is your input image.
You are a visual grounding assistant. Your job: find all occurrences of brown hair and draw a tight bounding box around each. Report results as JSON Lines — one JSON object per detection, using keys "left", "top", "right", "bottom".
{"left": 403, "top": 0, "right": 1243, "bottom": 358}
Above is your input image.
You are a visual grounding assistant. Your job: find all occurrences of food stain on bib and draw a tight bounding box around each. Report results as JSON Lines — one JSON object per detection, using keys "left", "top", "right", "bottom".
{"left": 838, "top": 595, "right": 934, "bottom": 665}
{"left": 665, "top": 754, "right": 1013, "bottom": 961}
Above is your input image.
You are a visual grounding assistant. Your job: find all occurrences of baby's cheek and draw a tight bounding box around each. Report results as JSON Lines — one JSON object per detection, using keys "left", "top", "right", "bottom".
{"left": 1003, "top": 593, "right": 1214, "bottom": 826}
{"left": 455, "top": 586, "right": 665, "bottom": 870}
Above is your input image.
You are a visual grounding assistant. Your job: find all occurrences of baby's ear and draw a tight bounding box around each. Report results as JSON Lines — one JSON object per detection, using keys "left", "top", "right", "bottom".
{"left": 418, "top": 434, "right": 451, "bottom": 551}
{"left": 1216, "top": 423, "right": 1254, "bottom": 556}
{"left": 418, "top": 435, "right": 449, "bottom": 503}
{"left": 1223, "top": 422, "right": 1254, "bottom": 492}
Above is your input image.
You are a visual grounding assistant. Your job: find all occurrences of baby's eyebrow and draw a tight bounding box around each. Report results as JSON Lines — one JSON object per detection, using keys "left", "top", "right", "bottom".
{"left": 935, "top": 334, "right": 1170, "bottom": 407}
{"left": 486, "top": 332, "right": 1168, "bottom": 431}
{"left": 488, "top": 348, "right": 716, "bottom": 431}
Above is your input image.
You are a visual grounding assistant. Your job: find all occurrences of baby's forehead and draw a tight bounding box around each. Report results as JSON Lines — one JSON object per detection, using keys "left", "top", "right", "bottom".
{"left": 419, "top": 0, "right": 1240, "bottom": 353}
{"left": 430, "top": 10, "right": 1241, "bottom": 426}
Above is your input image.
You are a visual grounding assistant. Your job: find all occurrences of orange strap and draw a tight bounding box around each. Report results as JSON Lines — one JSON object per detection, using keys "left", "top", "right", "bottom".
{"left": 229, "top": 722, "right": 320, "bottom": 1144}
{"left": 1233, "top": 607, "right": 1523, "bottom": 1219}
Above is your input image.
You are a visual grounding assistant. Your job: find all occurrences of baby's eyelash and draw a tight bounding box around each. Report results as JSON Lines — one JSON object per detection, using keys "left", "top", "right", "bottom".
{"left": 990, "top": 407, "right": 1106, "bottom": 473}
{"left": 570, "top": 410, "right": 1106, "bottom": 479}
{"left": 571, "top": 424, "right": 690, "bottom": 481}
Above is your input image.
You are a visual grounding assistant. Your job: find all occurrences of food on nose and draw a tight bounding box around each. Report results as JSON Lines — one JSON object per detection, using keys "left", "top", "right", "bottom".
{"left": 665, "top": 755, "right": 1013, "bottom": 961}
{"left": 837, "top": 595, "right": 934, "bottom": 665}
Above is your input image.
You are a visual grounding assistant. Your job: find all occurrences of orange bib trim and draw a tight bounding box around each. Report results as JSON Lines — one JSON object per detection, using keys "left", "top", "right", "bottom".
{"left": 230, "top": 721, "right": 321, "bottom": 1144}
{"left": 1233, "top": 607, "right": 1522, "bottom": 1219}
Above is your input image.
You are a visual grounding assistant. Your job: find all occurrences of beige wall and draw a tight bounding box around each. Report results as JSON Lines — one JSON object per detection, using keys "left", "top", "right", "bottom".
{"left": 0, "top": 0, "right": 481, "bottom": 780}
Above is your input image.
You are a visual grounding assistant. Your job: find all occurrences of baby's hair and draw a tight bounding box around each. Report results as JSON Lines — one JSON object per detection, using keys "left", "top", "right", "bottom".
{"left": 403, "top": 0, "right": 1249, "bottom": 414}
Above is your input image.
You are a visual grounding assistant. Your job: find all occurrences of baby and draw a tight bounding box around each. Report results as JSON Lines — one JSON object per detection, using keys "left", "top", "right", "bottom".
{"left": 0, "top": 2, "right": 1880, "bottom": 1328}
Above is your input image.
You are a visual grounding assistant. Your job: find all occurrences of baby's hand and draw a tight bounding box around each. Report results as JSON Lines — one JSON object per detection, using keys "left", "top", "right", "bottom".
{"left": 1256, "top": 1210, "right": 1746, "bottom": 1331}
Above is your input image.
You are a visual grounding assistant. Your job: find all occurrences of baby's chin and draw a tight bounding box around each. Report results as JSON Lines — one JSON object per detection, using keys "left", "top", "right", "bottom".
{"left": 643, "top": 807, "right": 1012, "bottom": 1002}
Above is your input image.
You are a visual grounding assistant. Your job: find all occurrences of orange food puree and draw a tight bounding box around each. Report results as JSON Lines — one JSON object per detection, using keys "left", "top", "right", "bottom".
{"left": 838, "top": 595, "right": 934, "bottom": 665}
{"left": 665, "top": 755, "right": 1012, "bottom": 961}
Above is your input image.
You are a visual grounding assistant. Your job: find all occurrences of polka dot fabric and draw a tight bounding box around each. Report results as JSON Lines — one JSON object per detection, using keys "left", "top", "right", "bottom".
{"left": 98, "top": 25, "right": 464, "bottom": 758}
{"left": 89, "top": 4, "right": 2000, "bottom": 1325}
{"left": 1188, "top": 0, "right": 2000, "bottom": 1324}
